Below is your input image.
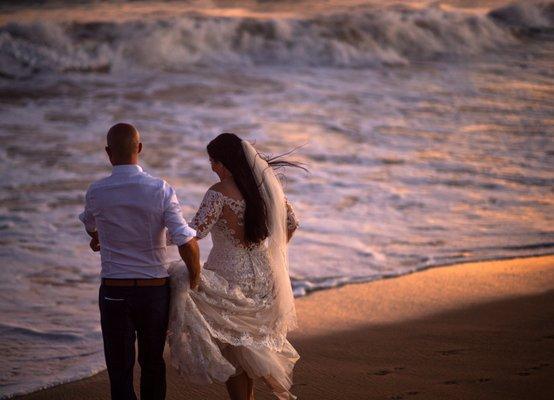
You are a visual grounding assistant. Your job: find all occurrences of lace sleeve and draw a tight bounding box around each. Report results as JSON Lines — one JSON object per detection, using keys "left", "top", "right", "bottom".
{"left": 285, "top": 197, "right": 299, "bottom": 230}
{"left": 190, "top": 189, "right": 224, "bottom": 239}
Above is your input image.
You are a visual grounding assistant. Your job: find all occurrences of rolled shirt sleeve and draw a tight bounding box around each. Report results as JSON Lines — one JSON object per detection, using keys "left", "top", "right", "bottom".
{"left": 163, "top": 182, "right": 196, "bottom": 246}
{"left": 79, "top": 189, "right": 97, "bottom": 232}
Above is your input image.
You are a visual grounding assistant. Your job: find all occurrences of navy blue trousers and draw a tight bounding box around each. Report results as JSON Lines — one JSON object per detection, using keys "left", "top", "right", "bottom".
{"left": 99, "top": 283, "right": 170, "bottom": 400}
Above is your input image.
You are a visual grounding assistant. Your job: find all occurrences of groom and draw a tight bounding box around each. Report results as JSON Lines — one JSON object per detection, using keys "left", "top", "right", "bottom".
{"left": 79, "top": 123, "right": 201, "bottom": 400}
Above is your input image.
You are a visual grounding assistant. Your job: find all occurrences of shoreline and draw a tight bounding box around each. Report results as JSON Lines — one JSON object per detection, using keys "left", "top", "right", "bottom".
{"left": 13, "top": 254, "right": 554, "bottom": 399}
{"left": 292, "top": 252, "right": 554, "bottom": 297}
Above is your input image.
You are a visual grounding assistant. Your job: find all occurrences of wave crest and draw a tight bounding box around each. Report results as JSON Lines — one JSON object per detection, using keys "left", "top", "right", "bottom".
{"left": 0, "top": 1, "right": 552, "bottom": 77}
{"left": 489, "top": 1, "right": 554, "bottom": 32}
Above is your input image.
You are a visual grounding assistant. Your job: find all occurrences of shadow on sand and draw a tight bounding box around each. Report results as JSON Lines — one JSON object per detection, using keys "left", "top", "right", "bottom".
{"left": 17, "top": 289, "right": 554, "bottom": 400}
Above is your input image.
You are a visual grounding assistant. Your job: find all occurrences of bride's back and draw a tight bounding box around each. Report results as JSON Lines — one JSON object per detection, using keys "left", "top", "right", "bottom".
{"left": 210, "top": 180, "right": 252, "bottom": 249}
{"left": 191, "top": 180, "right": 255, "bottom": 250}
{"left": 190, "top": 179, "right": 298, "bottom": 252}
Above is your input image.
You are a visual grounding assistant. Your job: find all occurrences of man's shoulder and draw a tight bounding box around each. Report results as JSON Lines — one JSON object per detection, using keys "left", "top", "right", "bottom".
{"left": 87, "top": 175, "right": 112, "bottom": 193}
{"left": 132, "top": 172, "right": 175, "bottom": 199}
{"left": 86, "top": 171, "right": 167, "bottom": 193}
{"left": 140, "top": 172, "right": 169, "bottom": 190}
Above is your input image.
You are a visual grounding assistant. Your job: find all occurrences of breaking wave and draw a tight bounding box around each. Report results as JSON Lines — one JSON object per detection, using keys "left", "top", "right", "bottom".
{"left": 1, "top": 1, "right": 552, "bottom": 78}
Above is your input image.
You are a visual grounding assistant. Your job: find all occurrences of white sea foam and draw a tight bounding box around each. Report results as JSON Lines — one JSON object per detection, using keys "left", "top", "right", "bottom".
{"left": 0, "top": 1, "right": 552, "bottom": 78}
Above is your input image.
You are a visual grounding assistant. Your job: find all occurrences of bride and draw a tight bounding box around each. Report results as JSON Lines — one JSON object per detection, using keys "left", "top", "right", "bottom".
{"left": 168, "top": 133, "right": 303, "bottom": 400}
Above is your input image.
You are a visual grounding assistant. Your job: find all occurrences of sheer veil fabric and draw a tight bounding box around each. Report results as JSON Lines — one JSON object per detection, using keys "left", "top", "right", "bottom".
{"left": 241, "top": 139, "right": 298, "bottom": 333}
{"left": 167, "top": 140, "right": 299, "bottom": 399}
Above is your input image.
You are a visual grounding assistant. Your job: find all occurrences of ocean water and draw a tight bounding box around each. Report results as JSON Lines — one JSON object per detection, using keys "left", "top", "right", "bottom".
{"left": 0, "top": 0, "right": 553, "bottom": 397}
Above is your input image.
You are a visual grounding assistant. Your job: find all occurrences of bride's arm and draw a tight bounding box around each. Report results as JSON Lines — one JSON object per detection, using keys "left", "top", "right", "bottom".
{"left": 190, "top": 188, "right": 224, "bottom": 239}
{"left": 285, "top": 197, "right": 299, "bottom": 243}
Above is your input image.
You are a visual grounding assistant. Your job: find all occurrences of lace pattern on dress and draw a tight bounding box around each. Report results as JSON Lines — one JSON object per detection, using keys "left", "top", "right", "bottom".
{"left": 168, "top": 187, "right": 300, "bottom": 397}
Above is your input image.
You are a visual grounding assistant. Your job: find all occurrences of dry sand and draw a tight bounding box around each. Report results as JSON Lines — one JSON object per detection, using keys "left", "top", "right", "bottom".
{"left": 17, "top": 255, "right": 554, "bottom": 400}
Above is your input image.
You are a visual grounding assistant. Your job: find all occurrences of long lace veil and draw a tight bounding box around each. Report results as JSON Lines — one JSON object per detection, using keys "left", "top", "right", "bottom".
{"left": 241, "top": 140, "right": 298, "bottom": 333}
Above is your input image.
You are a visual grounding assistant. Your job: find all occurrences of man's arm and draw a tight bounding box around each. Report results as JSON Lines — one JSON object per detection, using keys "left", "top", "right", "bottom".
{"left": 79, "top": 189, "right": 99, "bottom": 252}
{"left": 163, "top": 182, "right": 197, "bottom": 245}
{"left": 178, "top": 238, "right": 201, "bottom": 289}
{"left": 162, "top": 182, "right": 199, "bottom": 288}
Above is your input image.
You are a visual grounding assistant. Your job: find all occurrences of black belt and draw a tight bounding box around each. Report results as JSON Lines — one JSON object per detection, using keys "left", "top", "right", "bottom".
{"left": 102, "top": 277, "right": 168, "bottom": 287}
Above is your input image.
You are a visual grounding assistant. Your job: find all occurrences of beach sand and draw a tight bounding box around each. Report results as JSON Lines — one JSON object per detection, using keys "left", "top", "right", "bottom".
{"left": 17, "top": 255, "right": 554, "bottom": 400}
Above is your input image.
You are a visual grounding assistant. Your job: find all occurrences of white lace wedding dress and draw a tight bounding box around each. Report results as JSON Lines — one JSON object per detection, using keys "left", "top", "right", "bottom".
{"left": 167, "top": 188, "right": 300, "bottom": 400}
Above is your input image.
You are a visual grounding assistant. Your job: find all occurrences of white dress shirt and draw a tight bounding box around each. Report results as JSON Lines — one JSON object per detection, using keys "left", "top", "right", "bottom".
{"left": 79, "top": 164, "right": 196, "bottom": 279}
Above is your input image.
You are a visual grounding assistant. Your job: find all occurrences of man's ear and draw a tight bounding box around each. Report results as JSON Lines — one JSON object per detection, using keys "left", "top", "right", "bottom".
{"left": 137, "top": 142, "right": 143, "bottom": 154}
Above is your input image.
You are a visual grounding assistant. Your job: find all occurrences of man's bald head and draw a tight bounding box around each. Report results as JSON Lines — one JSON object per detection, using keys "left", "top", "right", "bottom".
{"left": 106, "top": 123, "right": 141, "bottom": 164}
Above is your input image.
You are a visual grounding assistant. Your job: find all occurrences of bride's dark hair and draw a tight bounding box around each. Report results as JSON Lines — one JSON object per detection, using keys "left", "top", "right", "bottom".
{"left": 207, "top": 133, "right": 307, "bottom": 245}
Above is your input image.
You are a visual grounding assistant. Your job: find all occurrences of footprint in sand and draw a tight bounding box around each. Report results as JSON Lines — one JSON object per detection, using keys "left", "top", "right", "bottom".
{"left": 436, "top": 348, "right": 466, "bottom": 356}
{"left": 443, "top": 378, "right": 490, "bottom": 384}
{"left": 374, "top": 369, "right": 392, "bottom": 375}
{"left": 517, "top": 362, "right": 550, "bottom": 376}
{"left": 373, "top": 367, "right": 405, "bottom": 376}
{"left": 389, "top": 389, "right": 419, "bottom": 399}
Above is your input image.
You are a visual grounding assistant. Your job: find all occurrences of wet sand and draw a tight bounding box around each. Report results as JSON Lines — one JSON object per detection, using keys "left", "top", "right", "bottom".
{"left": 16, "top": 255, "right": 554, "bottom": 400}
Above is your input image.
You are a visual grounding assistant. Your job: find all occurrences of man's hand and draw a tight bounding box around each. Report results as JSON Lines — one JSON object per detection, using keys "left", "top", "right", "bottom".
{"left": 178, "top": 238, "right": 201, "bottom": 290}
{"left": 86, "top": 230, "right": 100, "bottom": 252}
{"left": 89, "top": 237, "right": 101, "bottom": 252}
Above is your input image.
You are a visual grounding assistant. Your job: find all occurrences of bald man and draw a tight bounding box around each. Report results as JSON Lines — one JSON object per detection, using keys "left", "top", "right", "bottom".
{"left": 79, "top": 123, "right": 201, "bottom": 400}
